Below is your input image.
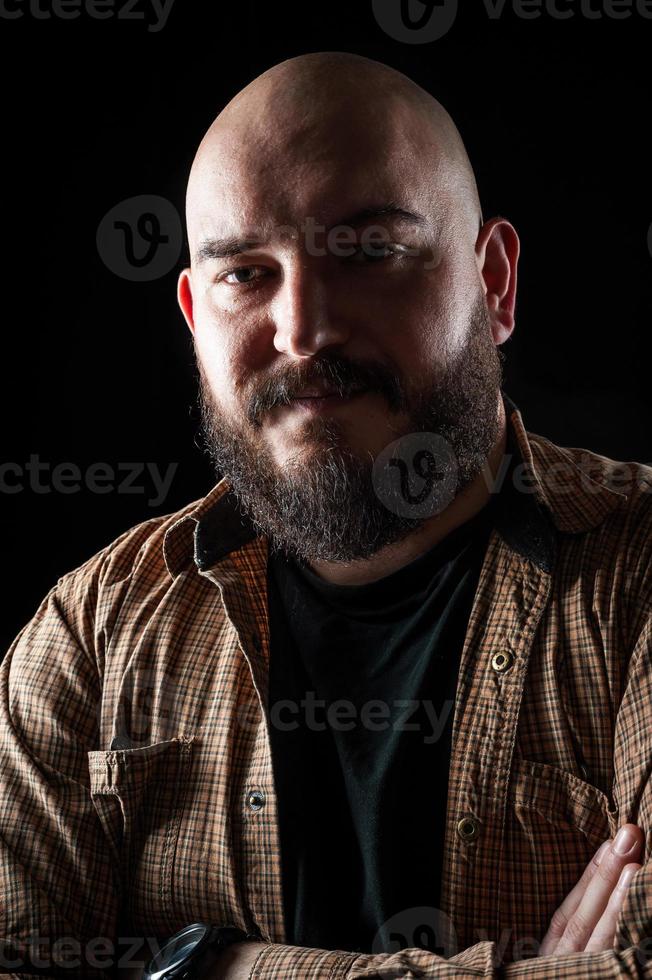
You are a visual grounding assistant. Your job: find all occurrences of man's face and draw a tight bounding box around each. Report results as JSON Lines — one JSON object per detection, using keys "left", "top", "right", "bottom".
{"left": 181, "top": 96, "right": 505, "bottom": 563}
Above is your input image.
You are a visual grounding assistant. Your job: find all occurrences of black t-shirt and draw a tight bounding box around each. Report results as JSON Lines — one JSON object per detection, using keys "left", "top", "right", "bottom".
{"left": 266, "top": 496, "right": 499, "bottom": 955}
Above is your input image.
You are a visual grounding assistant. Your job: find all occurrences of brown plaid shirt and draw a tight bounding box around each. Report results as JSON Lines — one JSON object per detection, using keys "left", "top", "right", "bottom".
{"left": 1, "top": 392, "right": 652, "bottom": 978}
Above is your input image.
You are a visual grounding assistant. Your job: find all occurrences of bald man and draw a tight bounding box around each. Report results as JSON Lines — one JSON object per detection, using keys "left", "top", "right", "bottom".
{"left": 1, "top": 51, "right": 651, "bottom": 980}
{"left": 179, "top": 51, "right": 506, "bottom": 583}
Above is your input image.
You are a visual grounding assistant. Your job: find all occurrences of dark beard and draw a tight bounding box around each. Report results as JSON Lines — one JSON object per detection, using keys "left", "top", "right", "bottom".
{"left": 195, "top": 294, "right": 505, "bottom": 563}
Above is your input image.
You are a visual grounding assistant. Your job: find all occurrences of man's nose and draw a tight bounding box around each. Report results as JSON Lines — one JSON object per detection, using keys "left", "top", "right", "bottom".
{"left": 271, "top": 261, "right": 351, "bottom": 357}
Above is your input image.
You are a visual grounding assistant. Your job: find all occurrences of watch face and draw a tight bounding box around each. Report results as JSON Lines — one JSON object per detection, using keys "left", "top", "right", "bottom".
{"left": 148, "top": 923, "right": 210, "bottom": 980}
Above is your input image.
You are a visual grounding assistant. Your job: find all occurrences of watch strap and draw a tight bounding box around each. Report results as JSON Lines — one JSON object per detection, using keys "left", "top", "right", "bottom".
{"left": 143, "top": 922, "right": 262, "bottom": 980}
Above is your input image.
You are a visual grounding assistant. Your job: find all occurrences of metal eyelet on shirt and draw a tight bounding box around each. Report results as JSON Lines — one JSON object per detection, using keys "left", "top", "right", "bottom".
{"left": 457, "top": 816, "right": 479, "bottom": 842}
{"left": 247, "top": 789, "right": 265, "bottom": 812}
{"left": 491, "top": 650, "right": 514, "bottom": 673}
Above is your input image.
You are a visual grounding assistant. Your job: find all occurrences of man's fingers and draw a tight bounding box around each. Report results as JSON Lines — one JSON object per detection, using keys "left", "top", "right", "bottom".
{"left": 538, "top": 839, "right": 611, "bottom": 956}
{"left": 553, "top": 824, "right": 644, "bottom": 956}
{"left": 583, "top": 863, "right": 641, "bottom": 953}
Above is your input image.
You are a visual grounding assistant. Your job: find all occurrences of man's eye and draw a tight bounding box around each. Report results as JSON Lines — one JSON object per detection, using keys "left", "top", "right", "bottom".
{"left": 348, "top": 242, "right": 408, "bottom": 264}
{"left": 220, "top": 266, "right": 267, "bottom": 286}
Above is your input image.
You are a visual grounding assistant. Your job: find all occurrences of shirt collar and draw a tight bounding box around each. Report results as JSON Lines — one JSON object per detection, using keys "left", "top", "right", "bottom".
{"left": 162, "top": 389, "right": 628, "bottom": 578}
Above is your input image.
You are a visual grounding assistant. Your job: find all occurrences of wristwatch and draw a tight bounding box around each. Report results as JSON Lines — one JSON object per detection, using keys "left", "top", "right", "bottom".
{"left": 142, "top": 922, "right": 261, "bottom": 980}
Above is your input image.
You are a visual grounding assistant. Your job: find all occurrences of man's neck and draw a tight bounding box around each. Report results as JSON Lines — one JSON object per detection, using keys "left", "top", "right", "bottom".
{"left": 305, "top": 395, "right": 508, "bottom": 587}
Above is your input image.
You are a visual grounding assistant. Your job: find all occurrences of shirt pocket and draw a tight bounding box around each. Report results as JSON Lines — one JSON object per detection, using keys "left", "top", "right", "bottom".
{"left": 508, "top": 757, "right": 619, "bottom": 846}
{"left": 500, "top": 758, "right": 619, "bottom": 963}
{"left": 87, "top": 734, "right": 196, "bottom": 936}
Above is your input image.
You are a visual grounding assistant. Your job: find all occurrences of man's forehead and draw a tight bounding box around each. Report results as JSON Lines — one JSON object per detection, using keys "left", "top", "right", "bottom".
{"left": 186, "top": 138, "right": 444, "bottom": 252}
{"left": 183, "top": 60, "right": 484, "bottom": 252}
{"left": 188, "top": 85, "right": 450, "bottom": 202}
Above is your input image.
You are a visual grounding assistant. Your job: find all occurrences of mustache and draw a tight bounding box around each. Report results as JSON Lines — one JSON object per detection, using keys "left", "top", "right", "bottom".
{"left": 245, "top": 352, "right": 407, "bottom": 425}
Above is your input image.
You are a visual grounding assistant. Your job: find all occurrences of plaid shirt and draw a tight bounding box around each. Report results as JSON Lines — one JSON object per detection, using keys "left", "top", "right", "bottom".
{"left": 1, "top": 391, "right": 652, "bottom": 979}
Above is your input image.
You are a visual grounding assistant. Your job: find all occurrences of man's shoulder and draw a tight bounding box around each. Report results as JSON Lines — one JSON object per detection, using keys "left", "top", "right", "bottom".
{"left": 53, "top": 491, "right": 208, "bottom": 616}
{"left": 522, "top": 430, "right": 652, "bottom": 645}
{"left": 526, "top": 428, "right": 652, "bottom": 529}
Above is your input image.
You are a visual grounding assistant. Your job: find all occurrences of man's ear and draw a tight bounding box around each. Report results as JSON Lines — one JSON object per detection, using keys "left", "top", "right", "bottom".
{"left": 177, "top": 268, "right": 196, "bottom": 335}
{"left": 475, "top": 217, "right": 520, "bottom": 345}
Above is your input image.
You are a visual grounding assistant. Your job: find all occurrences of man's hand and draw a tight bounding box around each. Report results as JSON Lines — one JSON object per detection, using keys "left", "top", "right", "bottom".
{"left": 203, "top": 939, "right": 267, "bottom": 979}
{"left": 196, "top": 827, "right": 645, "bottom": 973}
{"left": 538, "top": 823, "right": 644, "bottom": 957}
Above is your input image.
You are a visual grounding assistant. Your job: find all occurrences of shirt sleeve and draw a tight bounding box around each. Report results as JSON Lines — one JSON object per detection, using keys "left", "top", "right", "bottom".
{"left": 247, "top": 937, "right": 650, "bottom": 978}
{"left": 248, "top": 521, "right": 652, "bottom": 979}
{"left": 0, "top": 581, "right": 119, "bottom": 980}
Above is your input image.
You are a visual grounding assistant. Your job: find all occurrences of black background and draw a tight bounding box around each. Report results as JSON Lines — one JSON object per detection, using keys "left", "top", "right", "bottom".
{"left": 1, "top": 0, "right": 650, "bottom": 652}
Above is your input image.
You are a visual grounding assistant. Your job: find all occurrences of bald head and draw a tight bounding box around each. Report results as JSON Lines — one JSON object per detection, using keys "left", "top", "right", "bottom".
{"left": 185, "top": 52, "right": 483, "bottom": 258}
{"left": 177, "top": 52, "right": 517, "bottom": 568}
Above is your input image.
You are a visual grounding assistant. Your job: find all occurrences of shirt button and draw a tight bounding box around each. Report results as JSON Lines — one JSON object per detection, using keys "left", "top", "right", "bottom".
{"left": 457, "top": 816, "right": 480, "bottom": 842}
{"left": 491, "top": 650, "right": 514, "bottom": 673}
{"left": 247, "top": 789, "right": 265, "bottom": 812}
{"left": 579, "top": 762, "right": 591, "bottom": 781}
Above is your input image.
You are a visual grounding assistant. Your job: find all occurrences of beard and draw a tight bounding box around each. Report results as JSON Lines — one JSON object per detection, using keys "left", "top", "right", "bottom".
{"left": 195, "top": 293, "right": 505, "bottom": 564}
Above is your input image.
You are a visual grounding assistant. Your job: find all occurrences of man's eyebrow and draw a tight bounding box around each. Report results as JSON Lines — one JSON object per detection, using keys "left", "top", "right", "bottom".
{"left": 334, "top": 204, "right": 428, "bottom": 229}
{"left": 194, "top": 204, "right": 428, "bottom": 264}
{"left": 195, "top": 235, "right": 265, "bottom": 264}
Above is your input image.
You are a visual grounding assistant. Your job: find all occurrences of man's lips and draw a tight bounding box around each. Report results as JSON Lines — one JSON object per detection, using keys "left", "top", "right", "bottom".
{"left": 291, "top": 385, "right": 367, "bottom": 399}
{"left": 284, "top": 387, "right": 369, "bottom": 414}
